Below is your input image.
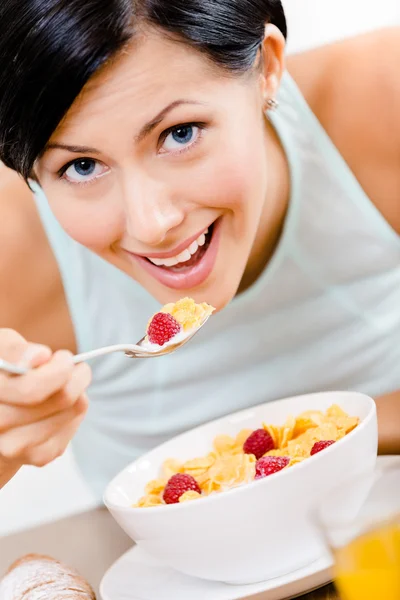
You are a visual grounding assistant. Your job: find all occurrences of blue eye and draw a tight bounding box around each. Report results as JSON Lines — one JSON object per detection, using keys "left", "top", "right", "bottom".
{"left": 73, "top": 159, "right": 96, "bottom": 177}
{"left": 171, "top": 126, "right": 194, "bottom": 144}
{"left": 162, "top": 125, "right": 199, "bottom": 152}
{"left": 61, "top": 158, "right": 108, "bottom": 184}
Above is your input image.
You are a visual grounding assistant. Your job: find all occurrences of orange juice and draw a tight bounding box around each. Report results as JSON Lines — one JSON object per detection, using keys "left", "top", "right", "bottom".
{"left": 333, "top": 519, "right": 400, "bottom": 600}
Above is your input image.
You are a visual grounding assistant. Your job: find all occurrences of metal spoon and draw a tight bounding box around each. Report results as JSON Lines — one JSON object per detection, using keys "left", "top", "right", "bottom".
{"left": 0, "top": 315, "right": 210, "bottom": 376}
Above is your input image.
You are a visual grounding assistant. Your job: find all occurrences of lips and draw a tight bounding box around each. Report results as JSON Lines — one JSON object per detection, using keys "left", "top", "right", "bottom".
{"left": 147, "top": 229, "right": 208, "bottom": 268}
{"left": 127, "top": 220, "right": 221, "bottom": 290}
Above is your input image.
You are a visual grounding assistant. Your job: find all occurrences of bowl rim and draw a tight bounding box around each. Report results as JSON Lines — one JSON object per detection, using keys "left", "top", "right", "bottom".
{"left": 103, "top": 391, "right": 377, "bottom": 514}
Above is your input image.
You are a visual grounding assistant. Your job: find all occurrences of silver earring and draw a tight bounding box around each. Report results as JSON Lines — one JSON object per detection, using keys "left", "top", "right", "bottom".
{"left": 266, "top": 98, "right": 279, "bottom": 111}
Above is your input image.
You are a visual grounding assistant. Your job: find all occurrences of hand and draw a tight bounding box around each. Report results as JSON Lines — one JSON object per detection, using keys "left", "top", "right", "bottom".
{"left": 0, "top": 329, "right": 91, "bottom": 487}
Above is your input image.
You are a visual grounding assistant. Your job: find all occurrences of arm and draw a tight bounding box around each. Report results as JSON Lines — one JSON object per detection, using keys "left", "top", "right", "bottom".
{"left": 288, "top": 27, "right": 400, "bottom": 235}
{"left": 289, "top": 31, "right": 400, "bottom": 456}
{"left": 324, "top": 29, "right": 400, "bottom": 456}
{"left": 0, "top": 166, "right": 75, "bottom": 351}
{"left": 375, "top": 390, "right": 400, "bottom": 455}
{"left": 0, "top": 459, "right": 20, "bottom": 488}
{"left": 0, "top": 168, "right": 84, "bottom": 489}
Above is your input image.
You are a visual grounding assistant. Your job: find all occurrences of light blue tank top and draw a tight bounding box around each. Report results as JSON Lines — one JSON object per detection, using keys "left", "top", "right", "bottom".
{"left": 33, "top": 72, "right": 400, "bottom": 501}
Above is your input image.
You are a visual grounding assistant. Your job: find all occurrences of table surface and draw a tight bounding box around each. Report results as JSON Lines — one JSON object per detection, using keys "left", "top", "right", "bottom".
{"left": 0, "top": 507, "right": 339, "bottom": 600}
{"left": 2, "top": 456, "right": 399, "bottom": 599}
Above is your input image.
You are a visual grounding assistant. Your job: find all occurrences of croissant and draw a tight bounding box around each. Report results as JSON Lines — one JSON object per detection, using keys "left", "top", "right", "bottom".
{"left": 0, "top": 554, "right": 95, "bottom": 599}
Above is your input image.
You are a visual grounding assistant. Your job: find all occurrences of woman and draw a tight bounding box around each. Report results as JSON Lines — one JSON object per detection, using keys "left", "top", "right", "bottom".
{"left": 0, "top": 0, "right": 399, "bottom": 497}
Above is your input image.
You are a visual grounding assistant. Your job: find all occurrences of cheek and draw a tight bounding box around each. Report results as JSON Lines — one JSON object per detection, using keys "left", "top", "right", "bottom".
{"left": 42, "top": 186, "right": 123, "bottom": 251}
{"left": 196, "top": 142, "right": 267, "bottom": 216}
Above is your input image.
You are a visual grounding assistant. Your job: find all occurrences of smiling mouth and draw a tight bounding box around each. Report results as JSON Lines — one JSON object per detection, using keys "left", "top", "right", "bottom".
{"left": 145, "top": 223, "right": 214, "bottom": 272}
{"left": 128, "top": 220, "right": 220, "bottom": 291}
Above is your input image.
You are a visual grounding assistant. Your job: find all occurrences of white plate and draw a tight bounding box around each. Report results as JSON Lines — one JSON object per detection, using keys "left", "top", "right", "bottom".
{"left": 100, "top": 545, "right": 332, "bottom": 600}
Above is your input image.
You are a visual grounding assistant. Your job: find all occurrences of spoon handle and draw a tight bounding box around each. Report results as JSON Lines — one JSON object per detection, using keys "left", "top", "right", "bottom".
{"left": 0, "top": 359, "right": 28, "bottom": 376}
{"left": 0, "top": 344, "right": 146, "bottom": 376}
{"left": 72, "top": 344, "right": 144, "bottom": 363}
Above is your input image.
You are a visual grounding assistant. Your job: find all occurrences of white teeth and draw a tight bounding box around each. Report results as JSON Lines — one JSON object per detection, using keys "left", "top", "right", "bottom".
{"left": 163, "top": 256, "right": 178, "bottom": 267}
{"left": 188, "top": 241, "right": 199, "bottom": 255}
{"left": 149, "top": 257, "right": 165, "bottom": 266}
{"left": 175, "top": 249, "right": 192, "bottom": 263}
{"left": 147, "top": 227, "right": 210, "bottom": 267}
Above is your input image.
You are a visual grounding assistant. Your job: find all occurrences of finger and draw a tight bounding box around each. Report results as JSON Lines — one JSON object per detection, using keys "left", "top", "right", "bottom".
{"left": 0, "top": 329, "right": 50, "bottom": 365}
{"left": 0, "top": 350, "right": 79, "bottom": 406}
{"left": 0, "top": 364, "right": 92, "bottom": 431}
{"left": 0, "top": 394, "right": 88, "bottom": 462}
{"left": 18, "top": 344, "right": 52, "bottom": 368}
{"left": 25, "top": 406, "right": 89, "bottom": 468}
{"left": 0, "top": 329, "right": 26, "bottom": 363}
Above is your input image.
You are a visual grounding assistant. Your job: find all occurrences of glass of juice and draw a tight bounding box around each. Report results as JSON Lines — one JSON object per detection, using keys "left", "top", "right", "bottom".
{"left": 315, "top": 464, "right": 400, "bottom": 600}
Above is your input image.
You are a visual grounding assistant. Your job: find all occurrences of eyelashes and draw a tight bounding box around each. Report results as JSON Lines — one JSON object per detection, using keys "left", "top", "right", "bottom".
{"left": 159, "top": 122, "right": 205, "bottom": 153}
{"left": 56, "top": 121, "right": 207, "bottom": 186}
{"left": 57, "top": 158, "right": 108, "bottom": 186}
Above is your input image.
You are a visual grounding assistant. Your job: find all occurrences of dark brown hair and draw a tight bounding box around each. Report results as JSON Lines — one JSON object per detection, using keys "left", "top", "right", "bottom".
{"left": 0, "top": 0, "right": 287, "bottom": 179}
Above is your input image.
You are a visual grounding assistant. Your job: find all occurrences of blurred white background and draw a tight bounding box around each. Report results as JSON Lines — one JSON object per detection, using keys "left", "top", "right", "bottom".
{"left": 285, "top": 0, "right": 399, "bottom": 54}
{"left": 1, "top": 0, "right": 399, "bottom": 537}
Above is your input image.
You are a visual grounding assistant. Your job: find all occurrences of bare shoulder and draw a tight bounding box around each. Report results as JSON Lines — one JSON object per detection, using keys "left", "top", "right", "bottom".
{"left": 287, "top": 28, "right": 400, "bottom": 233}
{"left": 0, "top": 167, "right": 76, "bottom": 351}
{"left": 287, "top": 27, "right": 400, "bottom": 138}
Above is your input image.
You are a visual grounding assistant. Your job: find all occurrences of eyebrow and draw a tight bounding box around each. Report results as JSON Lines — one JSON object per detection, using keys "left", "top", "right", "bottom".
{"left": 44, "top": 143, "right": 101, "bottom": 154}
{"left": 135, "top": 99, "right": 203, "bottom": 142}
{"left": 44, "top": 99, "right": 203, "bottom": 155}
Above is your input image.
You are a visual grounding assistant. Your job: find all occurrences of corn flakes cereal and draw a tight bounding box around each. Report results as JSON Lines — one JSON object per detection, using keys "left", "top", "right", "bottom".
{"left": 145, "top": 478, "right": 166, "bottom": 495}
{"left": 289, "top": 456, "right": 307, "bottom": 467}
{"left": 325, "top": 404, "right": 359, "bottom": 434}
{"left": 208, "top": 454, "right": 256, "bottom": 489}
{"left": 135, "top": 494, "right": 163, "bottom": 508}
{"left": 235, "top": 429, "right": 254, "bottom": 447}
{"left": 213, "top": 434, "right": 237, "bottom": 456}
{"left": 292, "top": 417, "right": 318, "bottom": 438}
{"left": 161, "top": 297, "right": 215, "bottom": 331}
{"left": 262, "top": 422, "right": 282, "bottom": 448}
{"left": 265, "top": 448, "right": 291, "bottom": 457}
{"left": 182, "top": 453, "right": 217, "bottom": 478}
{"left": 161, "top": 459, "right": 183, "bottom": 479}
{"left": 286, "top": 421, "right": 341, "bottom": 458}
{"left": 280, "top": 415, "right": 296, "bottom": 448}
{"left": 134, "top": 405, "right": 359, "bottom": 507}
{"left": 179, "top": 491, "right": 202, "bottom": 503}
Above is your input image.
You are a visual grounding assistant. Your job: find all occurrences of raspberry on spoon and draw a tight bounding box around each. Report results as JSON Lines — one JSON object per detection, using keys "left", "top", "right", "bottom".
{"left": 148, "top": 312, "right": 181, "bottom": 346}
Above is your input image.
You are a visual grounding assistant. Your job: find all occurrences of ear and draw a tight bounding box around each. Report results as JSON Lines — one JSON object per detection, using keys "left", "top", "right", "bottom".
{"left": 259, "top": 24, "right": 286, "bottom": 107}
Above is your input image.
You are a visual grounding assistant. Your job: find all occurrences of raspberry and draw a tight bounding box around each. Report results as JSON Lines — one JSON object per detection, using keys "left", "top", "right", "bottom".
{"left": 243, "top": 429, "right": 274, "bottom": 459}
{"left": 163, "top": 473, "right": 201, "bottom": 504}
{"left": 255, "top": 456, "right": 290, "bottom": 479}
{"left": 148, "top": 312, "right": 181, "bottom": 346}
{"left": 310, "top": 440, "right": 335, "bottom": 455}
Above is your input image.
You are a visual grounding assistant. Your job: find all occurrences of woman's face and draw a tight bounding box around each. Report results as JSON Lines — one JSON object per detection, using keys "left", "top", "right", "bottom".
{"left": 36, "top": 29, "right": 287, "bottom": 310}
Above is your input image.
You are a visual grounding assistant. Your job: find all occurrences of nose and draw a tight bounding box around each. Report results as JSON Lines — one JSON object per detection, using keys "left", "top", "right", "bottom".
{"left": 123, "top": 175, "right": 185, "bottom": 246}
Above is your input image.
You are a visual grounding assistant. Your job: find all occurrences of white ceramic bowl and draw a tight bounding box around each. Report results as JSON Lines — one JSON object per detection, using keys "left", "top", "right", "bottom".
{"left": 104, "top": 391, "right": 377, "bottom": 584}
